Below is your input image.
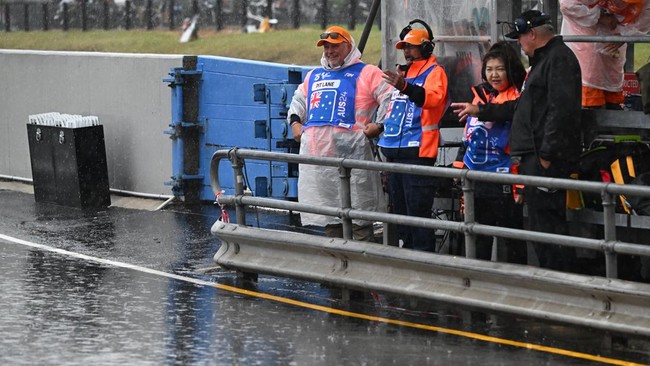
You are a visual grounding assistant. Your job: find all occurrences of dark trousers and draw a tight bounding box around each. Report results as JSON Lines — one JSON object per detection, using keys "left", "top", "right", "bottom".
{"left": 519, "top": 154, "right": 575, "bottom": 271}
{"left": 385, "top": 157, "right": 438, "bottom": 252}
{"left": 474, "top": 183, "right": 526, "bottom": 263}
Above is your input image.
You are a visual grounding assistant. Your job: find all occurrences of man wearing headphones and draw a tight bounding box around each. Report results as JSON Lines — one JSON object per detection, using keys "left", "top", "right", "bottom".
{"left": 452, "top": 10, "right": 582, "bottom": 271}
{"left": 371, "top": 20, "right": 449, "bottom": 253}
{"left": 287, "top": 26, "right": 392, "bottom": 241}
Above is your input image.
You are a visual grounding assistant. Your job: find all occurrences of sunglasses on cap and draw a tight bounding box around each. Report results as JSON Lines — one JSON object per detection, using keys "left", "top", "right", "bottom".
{"left": 319, "top": 32, "right": 350, "bottom": 43}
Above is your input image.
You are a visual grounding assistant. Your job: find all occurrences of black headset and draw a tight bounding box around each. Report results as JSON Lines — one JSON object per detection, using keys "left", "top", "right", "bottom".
{"left": 399, "top": 19, "right": 435, "bottom": 58}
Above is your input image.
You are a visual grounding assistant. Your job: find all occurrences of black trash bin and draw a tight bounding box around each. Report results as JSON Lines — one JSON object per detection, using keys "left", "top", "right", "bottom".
{"left": 27, "top": 124, "right": 111, "bottom": 208}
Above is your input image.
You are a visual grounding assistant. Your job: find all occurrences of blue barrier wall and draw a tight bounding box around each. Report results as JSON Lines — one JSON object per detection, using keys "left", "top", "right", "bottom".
{"left": 168, "top": 55, "right": 312, "bottom": 202}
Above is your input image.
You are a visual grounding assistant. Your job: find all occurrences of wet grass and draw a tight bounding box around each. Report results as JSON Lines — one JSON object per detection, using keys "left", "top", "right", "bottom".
{"left": 0, "top": 26, "right": 383, "bottom": 66}
{"left": 1, "top": 27, "right": 648, "bottom": 69}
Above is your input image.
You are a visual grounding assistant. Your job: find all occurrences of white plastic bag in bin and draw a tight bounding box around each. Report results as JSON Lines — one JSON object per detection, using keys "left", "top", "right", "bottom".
{"left": 28, "top": 112, "right": 101, "bottom": 128}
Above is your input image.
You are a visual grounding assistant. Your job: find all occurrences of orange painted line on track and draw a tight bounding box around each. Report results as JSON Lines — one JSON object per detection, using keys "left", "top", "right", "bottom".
{"left": 215, "top": 283, "right": 646, "bottom": 366}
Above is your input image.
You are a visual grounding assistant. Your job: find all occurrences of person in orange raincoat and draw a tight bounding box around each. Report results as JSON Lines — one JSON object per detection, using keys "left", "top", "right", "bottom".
{"left": 560, "top": 0, "right": 650, "bottom": 109}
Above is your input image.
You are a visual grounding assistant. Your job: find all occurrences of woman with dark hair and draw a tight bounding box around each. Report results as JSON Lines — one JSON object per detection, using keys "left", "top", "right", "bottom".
{"left": 453, "top": 41, "right": 527, "bottom": 263}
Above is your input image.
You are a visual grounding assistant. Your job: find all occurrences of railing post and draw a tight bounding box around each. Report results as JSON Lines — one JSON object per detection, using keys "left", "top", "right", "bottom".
{"left": 338, "top": 164, "right": 353, "bottom": 240}
{"left": 229, "top": 150, "right": 247, "bottom": 226}
{"left": 602, "top": 191, "right": 618, "bottom": 279}
{"left": 462, "top": 174, "right": 477, "bottom": 259}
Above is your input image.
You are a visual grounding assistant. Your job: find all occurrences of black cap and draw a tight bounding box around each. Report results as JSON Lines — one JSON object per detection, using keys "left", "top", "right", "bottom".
{"left": 505, "top": 10, "right": 552, "bottom": 39}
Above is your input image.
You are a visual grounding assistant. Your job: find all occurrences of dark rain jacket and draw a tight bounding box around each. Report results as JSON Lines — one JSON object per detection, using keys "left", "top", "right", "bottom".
{"left": 477, "top": 36, "right": 582, "bottom": 169}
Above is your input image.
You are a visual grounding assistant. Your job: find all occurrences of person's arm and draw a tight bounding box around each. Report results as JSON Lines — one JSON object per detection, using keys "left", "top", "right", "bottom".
{"left": 620, "top": 1, "right": 650, "bottom": 34}
{"left": 477, "top": 100, "right": 517, "bottom": 123}
{"left": 287, "top": 78, "right": 309, "bottom": 142}
{"left": 415, "top": 65, "right": 448, "bottom": 109}
{"left": 385, "top": 64, "right": 448, "bottom": 108}
{"left": 360, "top": 65, "right": 393, "bottom": 137}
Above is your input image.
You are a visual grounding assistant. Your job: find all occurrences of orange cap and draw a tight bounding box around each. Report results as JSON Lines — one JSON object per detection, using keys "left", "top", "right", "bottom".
{"left": 317, "top": 26, "right": 352, "bottom": 47}
{"left": 396, "top": 29, "right": 431, "bottom": 49}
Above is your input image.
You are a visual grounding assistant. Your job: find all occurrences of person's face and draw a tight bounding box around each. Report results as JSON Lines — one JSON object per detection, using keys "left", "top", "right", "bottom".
{"left": 402, "top": 44, "right": 424, "bottom": 64}
{"left": 485, "top": 57, "right": 509, "bottom": 92}
{"left": 323, "top": 42, "right": 352, "bottom": 67}
{"left": 517, "top": 28, "right": 536, "bottom": 57}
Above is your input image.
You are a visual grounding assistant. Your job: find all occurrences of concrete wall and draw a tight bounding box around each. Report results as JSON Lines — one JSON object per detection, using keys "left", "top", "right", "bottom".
{"left": 0, "top": 50, "right": 183, "bottom": 195}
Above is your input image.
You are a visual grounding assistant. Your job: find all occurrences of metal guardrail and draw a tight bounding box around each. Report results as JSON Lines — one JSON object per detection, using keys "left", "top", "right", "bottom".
{"left": 212, "top": 221, "right": 650, "bottom": 337}
{"left": 209, "top": 148, "right": 650, "bottom": 336}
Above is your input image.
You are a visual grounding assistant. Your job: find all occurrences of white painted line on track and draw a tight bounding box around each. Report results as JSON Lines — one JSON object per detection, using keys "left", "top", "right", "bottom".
{"left": 0, "top": 233, "right": 217, "bottom": 288}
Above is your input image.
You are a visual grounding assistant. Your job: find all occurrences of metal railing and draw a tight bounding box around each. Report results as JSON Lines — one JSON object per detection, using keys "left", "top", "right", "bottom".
{"left": 209, "top": 148, "right": 650, "bottom": 336}
{"left": 210, "top": 148, "right": 650, "bottom": 280}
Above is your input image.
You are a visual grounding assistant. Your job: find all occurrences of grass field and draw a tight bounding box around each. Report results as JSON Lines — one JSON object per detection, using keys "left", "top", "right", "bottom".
{"left": 0, "top": 26, "right": 383, "bottom": 66}
{"left": 1, "top": 27, "right": 649, "bottom": 69}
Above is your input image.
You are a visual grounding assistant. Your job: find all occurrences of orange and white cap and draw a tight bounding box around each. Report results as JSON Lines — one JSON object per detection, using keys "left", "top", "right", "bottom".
{"left": 396, "top": 29, "right": 431, "bottom": 49}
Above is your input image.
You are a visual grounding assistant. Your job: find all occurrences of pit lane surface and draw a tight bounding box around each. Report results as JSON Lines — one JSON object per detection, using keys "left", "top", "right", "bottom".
{"left": 1, "top": 183, "right": 648, "bottom": 365}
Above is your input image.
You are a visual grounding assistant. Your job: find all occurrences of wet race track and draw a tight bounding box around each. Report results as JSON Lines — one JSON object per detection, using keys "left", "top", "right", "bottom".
{"left": 1, "top": 184, "right": 649, "bottom": 365}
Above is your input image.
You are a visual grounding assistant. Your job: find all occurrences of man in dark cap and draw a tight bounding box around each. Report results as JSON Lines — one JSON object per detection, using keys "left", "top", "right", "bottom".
{"left": 452, "top": 10, "right": 582, "bottom": 271}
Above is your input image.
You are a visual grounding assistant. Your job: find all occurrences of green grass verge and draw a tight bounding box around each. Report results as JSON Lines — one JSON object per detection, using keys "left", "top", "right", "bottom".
{"left": 0, "top": 26, "right": 383, "bottom": 66}
{"left": 1, "top": 27, "right": 648, "bottom": 69}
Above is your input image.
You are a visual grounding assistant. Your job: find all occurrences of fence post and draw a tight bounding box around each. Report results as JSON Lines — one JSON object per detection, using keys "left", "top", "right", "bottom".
{"left": 145, "top": 0, "right": 153, "bottom": 30}
{"left": 320, "top": 0, "right": 328, "bottom": 30}
{"left": 169, "top": 0, "right": 175, "bottom": 29}
{"left": 23, "top": 3, "right": 29, "bottom": 31}
{"left": 215, "top": 0, "right": 223, "bottom": 30}
{"left": 602, "top": 191, "right": 619, "bottom": 279}
{"left": 3, "top": 3, "right": 9, "bottom": 32}
{"left": 462, "top": 174, "right": 477, "bottom": 258}
{"left": 291, "top": 0, "right": 299, "bottom": 28}
{"left": 348, "top": 0, "right": 356, "bottom": 30}
{"left": 103, "top": 0, "right": 109, "bottom": 30}
{"left": 63, "top": 2, "right": 69, "bottom": 31}
{"left": 240, "top": 0, "right": 248, "bottom": 30}
{"left": 42, "top": 3, "right": 49, "bottom": 31}
{"left": 125, "top": 0, "right": 131, "bottom": 30}
{"left": 81, "top": 0, "right": 87, "bottom": 31}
